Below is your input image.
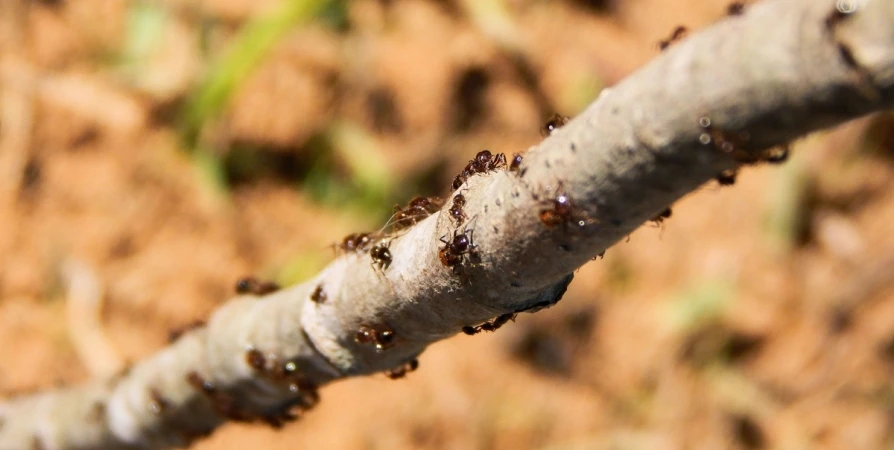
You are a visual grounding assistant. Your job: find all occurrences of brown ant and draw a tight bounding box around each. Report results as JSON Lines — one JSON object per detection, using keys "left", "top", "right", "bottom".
{"left": 310, "top": 284, "right": 327, "bottom": 303}
{"left": 390, "top": 196, "right": 444, "bottom": 231}
{"left": 762, "top": 145, "right": 789, "bottom": 164}
{"left": 823, "top": 2, "right": 876, "bottom": 99}
{"left": 509, "top": 153, "right": 523, "bottom": 173}
{"left": 186, "top": 371, "right": 255, "bottom": 422}
{"left": 148, "top": 388, "right": 169, "bottom": 415}
{"left": 462, "top": 313, "right": 516, "bottom": 335}
{"left": 471, "top": 149, "right": 507, "bottom": 172}
{"left": 246, "top": 348, "right": 266, "bottom": 371}
{"left": 370, "top": 242, "right": 393, "bottom": 271}
{"left": 385, "top": 358, "right": 419, "bottom": 379}
{"left": 168, "top": 320, "right": 205, "bottom": 343}
{"left": 727, "top": 2, "right": 745, "bottom": 15}
{"left": 658, "top": 26, "right": 687, "bottom": 51}
{"left": 716, "top": 169, "right": 738, "bottom": 186}
{"left": 452, "top": 150, "right": 508, "bottom": 191}
{"left": 540, "top": 114, "right": 569, "bottom": 137}
{"left": 187, "top": 367, "right": 310, "bottom": 427}
{"left": 650, "top": 207, "right": 672, "bottom": 226}
{"left": 338, "top": 232, "right": 374, "bottom": 253}
{"left": 235, "top": 277, "right": 280, "bottom": 296}
{"left": 452, "top": 170, "right": 470, "bottom": 191}
{"left": 539, "top": 183, "right": 593, "bottom": 230}
{"left": 439, "top": 228, "right": 479, "bottom": 273}
{"left": 355, "top": 324, "right": 396, "bottom": 351}
{"left": 698, "top": 117, "right": 761, "bottom": 164}
{"left": 448, "top": 193, "right": 467, "bottom": 226}
{"left": 187, "top": 371, "right": 216, "bottom": 396}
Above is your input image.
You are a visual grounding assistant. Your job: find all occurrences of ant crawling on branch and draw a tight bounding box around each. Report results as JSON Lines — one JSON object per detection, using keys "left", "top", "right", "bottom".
{"left": 509, "top": 153, "right": 523, "bottom": 173}
{"left": 650, "top": 207, "right": 672, "bottom": 226}
{"left": 540, "top": 114, "right": 569, "bottom": 137}
{"left": 448, "top": 192, "right": 468, "bottom": 226}
{"left": 235, "top": 277, "right": 280, "bottom": 296}
{"left": 337, "top": 232, "right": 375, "bottom": 253}
{"left": 727, "top": 1, "right": 746, "bottom": 16}
{"left": 658, "top": 26, "right": 687, "bottom": 51}
{"left": 389, "top": 196, "right": 444, "bottom": 232}
{"left": 355, "top": 324, "right": 397, "bottom": 351}
{"left": 716, "top": 169, "right": 738, "bottom": 186}
{"left": 761, "top": 145, "right": 789, "bottom": 164}
{"left": 462, "top": 313, "right": 517, "bottom": 335}
{"left": 439, "top": 227, "right": 480, "bottom": 274}
{"left": 698, "top": 116, "right": 758, "bottom": 164}
{"left": 384, "top": 358, "right": 419, "bottom": 379}
{"left": 168, "top": 320, "right": 206, "bottom": 343}
{"left": 309, "top": 284, "right": 327, "bottom": 304}
{"left": 538, "top": 183, "right": 596, "bottom": 231}
{"left": 370, "top": 242, "right": 393, "bottom": 271}
{"left": 452, "top": 150, "right": 508, "bottom": 191}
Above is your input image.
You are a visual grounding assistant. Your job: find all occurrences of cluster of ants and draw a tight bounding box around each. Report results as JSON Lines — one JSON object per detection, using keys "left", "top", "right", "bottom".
{"left": 141, "top": 344, "right": 320, "bottom": 433}
{"left": 194, "top": 348, "right": 320, "bottom": 428}
{"left": 217, "top": 25, "right": 802, "bottom": 383}
{"left": 697, "top": 116, "right": 790, "bottom": 186}
{"left": 657, "top": 1, "right": 792, "bottom": 189}
{"left": 212, "top": 114, "right": 583, "bottom": 387}
{"left": 330, "top": 113, "right": 572, "bottom": 278}
{"left": 211, "top": 58, "right": 794, "bottom": 393}
{"left": 128, "top": 1, "right": 832, "bottom": 433}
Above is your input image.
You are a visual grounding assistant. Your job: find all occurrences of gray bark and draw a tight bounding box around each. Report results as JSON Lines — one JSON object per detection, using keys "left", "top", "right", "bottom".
{"left": 1, "top": 0, "right": 893, "bottom": 448}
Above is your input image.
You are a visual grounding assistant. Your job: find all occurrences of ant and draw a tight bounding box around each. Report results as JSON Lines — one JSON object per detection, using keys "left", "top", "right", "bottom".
{"left": 650, "top": 207, "right": 672, "bottom": 226}
{"left": 439, "top": 228, "right": 479, "bottom": 273}
{"left": 540, "top": 114, "right": 569, "bottom": 137}
{"left": 370, "top": 242, "right": 392, "bottom": 271}
{"left": 538, "top": 183, "right": 593, "bottom": 230}
{"left": 167, "top": 320, "right": 205, "bottom": 343}
{"left": 462, "top": 313, "right": 516, "bottom": 335}
{"left": 246, "top": 348, "right": 266, "bottom": 371}
{"left": 823, "top": 2, "right": 875, "bottom": 99}
{"left": 235, "top": 277, "right": 280, "bottom": 296}
{"left": 727, "top": 2, "right": 745, "bottom": 15}
{"left": 310, "top": 284, "right": 327, "bottom": 303}
{"left": 716, "top": 169, "right": 738, "bottom": 186}
{"left": 509, "top": 153, "right": 523, "bottom": 173}
{"left": 698, "top": 117, "right": 760, "bottom": 164}
{"left": 448, "top": 193, "right": 467, "bottom": 226}
{"left": 762, "top": 145, "right": 789, "bottom": 164}
{"left": 186, "top": 371, "right": 217, "bottom": 396}
{"left": 186, "top": 371, "right": 255, "bottom": 422}
{"left": 469, "top": 149, "right": 507, "bottom": 173}
{"left": 452, "top": 150, "right": 508, "bottom": 191}
{"left": 658, "top": 26, "right": 687, "bottom": 51}
{"left": 148, "top": 388, "right": 169, "bottom": 415}
{"left": 452, "top": 170, "right": 470, "bottom": 191}
{"left": 390, "top": 196, "right": 444, "bottom": 231}
{"left": 385, "top": 358, "right": 419, "bottom": 379}
{"left": 355, "top": 324, "right": 396, "bottom": 351}
{"left": 338, "top": 232, "right": 374, "bottom": 253}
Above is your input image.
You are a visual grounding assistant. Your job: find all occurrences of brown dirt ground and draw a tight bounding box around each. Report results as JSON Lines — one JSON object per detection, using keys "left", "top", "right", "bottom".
{"left": 2, "top": 0, "right": 894, "bottom": 449}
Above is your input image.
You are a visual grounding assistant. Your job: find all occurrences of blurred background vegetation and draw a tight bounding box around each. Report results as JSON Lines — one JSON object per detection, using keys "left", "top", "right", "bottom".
{"left": 1, "top": 0, "right": 894, "bottom": 448}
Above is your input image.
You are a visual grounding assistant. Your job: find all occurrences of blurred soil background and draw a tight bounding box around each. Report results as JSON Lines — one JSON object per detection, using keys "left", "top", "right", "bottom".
{"left": 1, "top": 0, "right": 894, "bottom": 448}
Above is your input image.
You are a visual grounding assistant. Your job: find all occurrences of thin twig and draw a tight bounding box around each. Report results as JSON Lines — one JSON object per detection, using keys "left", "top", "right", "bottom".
{"left": 1, "top": 0, "right": 893, "bottom": 448}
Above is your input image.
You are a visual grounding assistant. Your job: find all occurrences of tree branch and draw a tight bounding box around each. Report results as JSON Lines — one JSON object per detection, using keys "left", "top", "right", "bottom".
{"left": 2, "top": 0, "right": 893, "bottom": 448}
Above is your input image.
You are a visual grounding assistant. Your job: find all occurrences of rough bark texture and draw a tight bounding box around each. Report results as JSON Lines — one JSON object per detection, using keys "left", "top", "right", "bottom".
{"left": 2, "top": 0, "right": 893, "bottom": 448}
